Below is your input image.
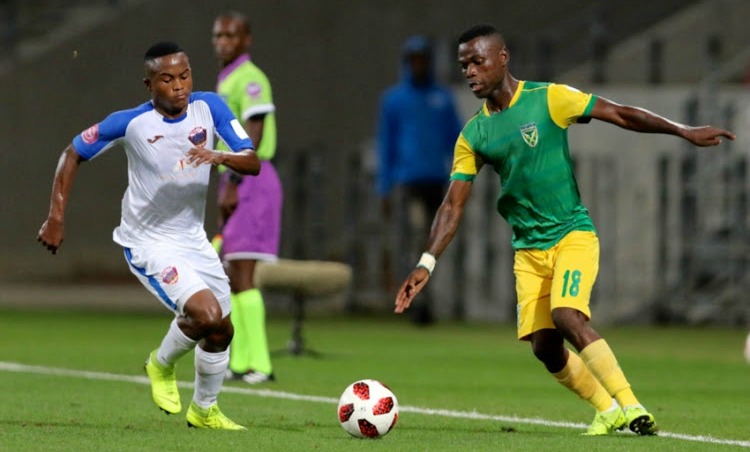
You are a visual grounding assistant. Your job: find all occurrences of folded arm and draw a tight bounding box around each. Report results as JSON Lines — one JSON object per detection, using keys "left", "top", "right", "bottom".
{"left": 186, "top": 147, "right": 260, "bottom": 175}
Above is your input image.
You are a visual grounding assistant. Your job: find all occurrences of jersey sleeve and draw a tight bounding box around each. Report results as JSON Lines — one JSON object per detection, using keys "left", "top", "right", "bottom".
{"left": 547, "top": 83, "right": 596, "bottom": 129}
{"left": 71, "top": 109, "right": 133, "bottom": 160}
{"left": 198, "top": 92, "right": 255, "bottom": 152}
{"left": 238, "top": 72, "right": 275, "bottom": 122}
{"left": 450, "top": 133, "right": 483, "bottom": 182}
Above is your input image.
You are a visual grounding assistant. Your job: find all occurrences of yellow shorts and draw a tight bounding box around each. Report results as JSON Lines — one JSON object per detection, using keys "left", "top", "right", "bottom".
{"left": 514, "top": 230, "right": 599, "bottom": 340}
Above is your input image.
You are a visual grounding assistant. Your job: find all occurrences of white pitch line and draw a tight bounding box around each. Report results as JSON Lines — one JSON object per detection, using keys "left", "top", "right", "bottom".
{"left": 1, "top": 361, "right": 748, "bottom": 448}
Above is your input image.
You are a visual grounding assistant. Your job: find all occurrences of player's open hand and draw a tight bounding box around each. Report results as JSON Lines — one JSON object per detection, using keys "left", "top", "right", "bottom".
{"left": 185, "top": 147, "right": 220, "bottom": 167}
{"left": 394, "top": 267, "right": 431, "bottom": 313}
{"left": 684, "top": 125, "right": 736, "bottom": 147}
{"left": 37, "top": 218, "right": 64, "bottom": 255}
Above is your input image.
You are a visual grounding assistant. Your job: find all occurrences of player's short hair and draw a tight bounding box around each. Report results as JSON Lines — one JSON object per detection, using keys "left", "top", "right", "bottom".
{"left": 144, "top": 41, "right": 184, "bottom": 61}
{"left": 458, "top": 24, "right": 504, "bottom": 45}
{"left": 216, "top": 11, "right": 251, "bottom": 34}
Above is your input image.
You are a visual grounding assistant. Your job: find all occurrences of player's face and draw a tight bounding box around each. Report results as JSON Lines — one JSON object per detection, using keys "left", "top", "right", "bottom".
{"left": 144, "top": 52, "right": 193, "bottom": 118}
{"left": 458, "top": 36, "right": 508, "bottom": 99}
{"left": 212, "top": 18, "right": 250, "bottom": 66}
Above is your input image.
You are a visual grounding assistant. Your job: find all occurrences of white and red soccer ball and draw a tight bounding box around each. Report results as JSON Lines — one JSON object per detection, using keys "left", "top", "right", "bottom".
{"left": 337, "top": 379, "right": 399, "bottom": 438}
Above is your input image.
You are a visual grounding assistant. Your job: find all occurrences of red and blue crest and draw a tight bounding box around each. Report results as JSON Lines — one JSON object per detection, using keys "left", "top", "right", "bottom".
{"left": 160, "top": 266, "right": 179, "bottom": 285}
{"left": 188, "top": 126, "right": 207, "bottom": 147}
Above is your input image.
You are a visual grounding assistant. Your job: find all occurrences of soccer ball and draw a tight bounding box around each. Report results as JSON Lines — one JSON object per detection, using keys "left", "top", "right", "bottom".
{"left": 337, "top": 379, "right": 399, "bottom": 438}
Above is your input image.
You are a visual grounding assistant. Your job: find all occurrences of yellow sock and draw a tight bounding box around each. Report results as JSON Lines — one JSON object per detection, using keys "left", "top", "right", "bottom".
{"left": 552, "top": 349, "right": 613, "bottom": 412}
{"left": 580, "top": 339, "right": 639, "bottom": 407}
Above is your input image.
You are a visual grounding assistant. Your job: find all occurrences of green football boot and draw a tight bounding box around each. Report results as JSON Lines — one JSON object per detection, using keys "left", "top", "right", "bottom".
{"left": 186, "top": 401, "right": 246, "bottom": 430}
{"left": 144, "top": 350, "right": 181, "bottom": 415}
{"left": 624, "top": 405, "right": 658, "bottom": 436}
{"left": 583, "top": 407, "right": 626, "bottom": 436}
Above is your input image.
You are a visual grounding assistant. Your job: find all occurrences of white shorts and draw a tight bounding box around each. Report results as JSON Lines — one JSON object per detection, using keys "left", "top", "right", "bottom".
{"left": 123, "top": 239, "right": 231, "bottom": 317}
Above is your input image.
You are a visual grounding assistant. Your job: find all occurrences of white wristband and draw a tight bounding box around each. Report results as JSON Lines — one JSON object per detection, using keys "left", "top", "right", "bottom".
{"left": 416, "top": 252, "right": 436, "bottom": 275}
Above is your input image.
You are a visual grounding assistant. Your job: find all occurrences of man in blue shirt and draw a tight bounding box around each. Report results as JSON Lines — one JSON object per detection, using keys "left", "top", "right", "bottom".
{"left": 376, "top": 35, "right": 463, "bottom": 325}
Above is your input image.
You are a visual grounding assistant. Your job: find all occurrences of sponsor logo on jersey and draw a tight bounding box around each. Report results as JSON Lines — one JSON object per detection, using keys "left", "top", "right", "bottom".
{"left": 81, "top": 124, "right": 100, "bottom": 144}
{"left": 188, "top": 126, "right": 207, "bottom": 147}
{"left": 160, "top": 266, "right": 179, "bottom": 285}
{"left": 147, "top": 135, "right": 164, "bottom": 143}
{"left": 520, "top": 122, "right": 538, "bottom": 148}
{"left": 246, "top": 82, "right": 262, "bottom": 98}
{"left": 163, "top": 157, "right": 200, "bottom": 181}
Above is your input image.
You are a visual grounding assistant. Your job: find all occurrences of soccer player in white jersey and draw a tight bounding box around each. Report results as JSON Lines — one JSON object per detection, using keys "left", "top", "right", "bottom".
{"left": 37, "top": 42, "right": 260, "bottom": 430}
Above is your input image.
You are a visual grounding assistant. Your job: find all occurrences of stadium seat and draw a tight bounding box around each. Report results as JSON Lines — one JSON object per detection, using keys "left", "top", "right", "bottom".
{"left": 254, "top": 259, "right": 352, "bottom": 356}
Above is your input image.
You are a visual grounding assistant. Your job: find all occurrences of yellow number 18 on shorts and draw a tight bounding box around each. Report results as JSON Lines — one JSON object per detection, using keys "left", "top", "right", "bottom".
{"left": 513, "top": 230, "right": 599, "bottom": 340}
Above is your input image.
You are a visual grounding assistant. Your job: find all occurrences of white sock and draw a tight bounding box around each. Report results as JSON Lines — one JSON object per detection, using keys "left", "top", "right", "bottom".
{"left": 193, "top": 346, "right": 229, "bottom": 408}
{"left": 603, "top": 399, "right": 620, "bottom": 413}
{"left": 624, "top": 403, "right": 644, "bottom": 410}
{"left": 156, "top": 318, "right": 196, "bottom": 367}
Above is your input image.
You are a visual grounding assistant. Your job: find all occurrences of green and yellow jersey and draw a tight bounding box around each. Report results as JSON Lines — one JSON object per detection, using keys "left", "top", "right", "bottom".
{"left": 216, "top": 53, "right": 276, "bottom": 161}
{"left": 451, "top": 81, "right": 597, "bottom": 250}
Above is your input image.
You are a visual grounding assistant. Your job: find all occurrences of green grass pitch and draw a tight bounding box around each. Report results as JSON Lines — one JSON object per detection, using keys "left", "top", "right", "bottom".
{"left": 0, "top": 307, "right": 748, "bottom": 451}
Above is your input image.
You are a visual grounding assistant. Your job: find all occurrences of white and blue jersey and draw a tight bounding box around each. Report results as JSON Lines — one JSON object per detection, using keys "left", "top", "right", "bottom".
{"left": 72, "top": 91, "right": 254, "bottom": 248}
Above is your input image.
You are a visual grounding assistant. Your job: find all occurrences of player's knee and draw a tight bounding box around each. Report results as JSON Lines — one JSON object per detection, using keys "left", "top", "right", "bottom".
{"left": 531, "top": 340, "right": 549, "bottom": 362}
{"left": 551, "top": 307, "right": 598, "bottom": 351}
{"left": 551, "top": 307, "right": 583, "bottom": 334}
{"left": 199, "top": 304, "right": 224, "bottom": 328}
{"left": 199, "top": 317, "right": 233, "bottom": 352}
{"left": 184, "top": 291, "right": 224, "bottom": 333}
{"left": 224, "top": 320, "right": 234, "bottom": 343}
{"left": 530, "top": 330, "right": 565, "bottom": 366}
{"left": 198, "top": 311, "right": 223, "bottom": 332}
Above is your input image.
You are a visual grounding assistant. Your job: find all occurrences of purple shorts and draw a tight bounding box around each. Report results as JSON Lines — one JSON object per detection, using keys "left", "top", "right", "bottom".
{"left": 219, "top": 160, "right": 283, "bottom": 261}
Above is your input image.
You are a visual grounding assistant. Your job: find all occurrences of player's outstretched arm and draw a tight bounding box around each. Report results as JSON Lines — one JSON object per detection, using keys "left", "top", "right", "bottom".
{"left": 38, "top": 144, "right": 84, "bottom": 255}
{"left": 395, "top": 180, "right": 473, "bottom": 313}
{"left": 590, "top": 96, "right": 736, "bottom": 147}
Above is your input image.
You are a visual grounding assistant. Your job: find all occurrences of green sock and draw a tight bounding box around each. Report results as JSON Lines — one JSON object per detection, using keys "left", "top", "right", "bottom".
{"left": 229, "top": 292, "right": 250, "bottom": 373}
{"left": 231, "top": 289, "right": 272, "bottom": 375}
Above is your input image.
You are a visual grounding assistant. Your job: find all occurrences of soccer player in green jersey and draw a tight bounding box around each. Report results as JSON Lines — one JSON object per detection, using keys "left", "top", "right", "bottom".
{"left": 394, "top": 24, "right": 735, "bottom": 436}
